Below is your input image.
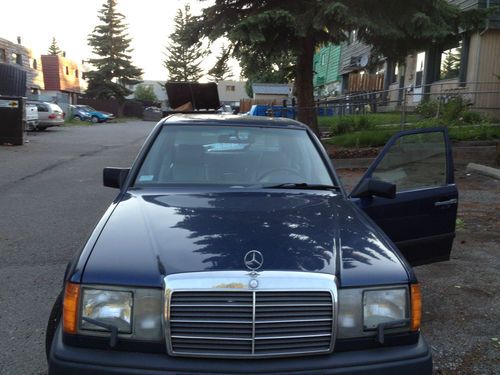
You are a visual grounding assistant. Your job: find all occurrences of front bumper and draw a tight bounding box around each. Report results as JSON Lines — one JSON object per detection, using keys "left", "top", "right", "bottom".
{"left": 48, "top": 325, "right": 432, "bottom": 375}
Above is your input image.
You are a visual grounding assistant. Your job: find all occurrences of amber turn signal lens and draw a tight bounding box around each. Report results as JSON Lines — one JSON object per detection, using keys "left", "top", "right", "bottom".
{"left": 63, "top": 282, "right": 81, "bottom": 334}
{"left": 410, "top": 283, "right": 422, "bottom": 331}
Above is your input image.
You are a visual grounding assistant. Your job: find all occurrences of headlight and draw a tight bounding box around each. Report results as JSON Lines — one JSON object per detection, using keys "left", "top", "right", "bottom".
{"left": 81, "top": 289, "right": 133, "bottom": 333}
{"left": 76, "top": 286, "right": 163, "bottom": 341}
{"left": 363, "top": 288, "right": 407, "bottom": 330}
{"left": 337, "top": 286, "right": 410, "bottom": 339}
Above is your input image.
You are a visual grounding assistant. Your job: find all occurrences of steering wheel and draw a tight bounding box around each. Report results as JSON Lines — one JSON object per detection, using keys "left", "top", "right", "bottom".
{"left": 257, "top": 168, "right": 304, "bottom": 182}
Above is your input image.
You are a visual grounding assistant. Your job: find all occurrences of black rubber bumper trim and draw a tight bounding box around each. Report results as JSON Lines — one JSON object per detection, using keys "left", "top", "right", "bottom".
{"left": 49, "top": 324, "right": 432, "bottom": 375}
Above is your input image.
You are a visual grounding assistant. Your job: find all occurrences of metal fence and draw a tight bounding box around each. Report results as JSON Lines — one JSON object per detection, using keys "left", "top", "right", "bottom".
{"left": 313, "top": 81, "right": 500, "bottom": 125}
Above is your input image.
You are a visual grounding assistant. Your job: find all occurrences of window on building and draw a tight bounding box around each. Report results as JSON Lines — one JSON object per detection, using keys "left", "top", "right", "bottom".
{"left": 75, "top": 69, "right": 79, "bottom": 78}
{"left": 348, "top": 30, "right": 357, "bottom": 45}
{"left": 13, "top": 53, "right": 22, "bottom": 65}
{"left": 440, "top": 42, "right": 462, "bottom": 80}
{"left": 65, "top": 66, "right": 69, "bottom": 75}
{"left": 33, "top": 59, "right": 37, "bottom": 69}
{"left": 391, "top": 63, "right": 399, "bottom": 84}
{"left": 0, "top": 49, "right": 6, "bottom": 63}
{"left": 321, "top": 53, "right": 327, "bottom": 66}
{"left": 226, "top": 85, "right": 235, "bottom": 92}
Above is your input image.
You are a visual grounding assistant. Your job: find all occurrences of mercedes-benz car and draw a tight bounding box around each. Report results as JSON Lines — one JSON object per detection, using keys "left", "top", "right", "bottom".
{"left": 46, "top": 115, "right": 458, "bottom": 374}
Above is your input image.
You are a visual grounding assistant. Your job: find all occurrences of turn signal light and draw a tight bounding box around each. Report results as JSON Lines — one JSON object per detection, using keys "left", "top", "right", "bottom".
{"left": 410, "top": 283, "right": 422, "bottom": 331}
{"left": 63, "top": 282, "right": 80, "bottom": 334}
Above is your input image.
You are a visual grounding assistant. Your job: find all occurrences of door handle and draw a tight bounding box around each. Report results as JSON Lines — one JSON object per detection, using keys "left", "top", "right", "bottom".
{"left": 434, "top": 198, "right": 457, "bottom": 207}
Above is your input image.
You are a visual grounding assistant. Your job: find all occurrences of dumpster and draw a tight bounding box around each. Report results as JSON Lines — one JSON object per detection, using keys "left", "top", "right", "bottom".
{"left": 0, "top": 96, "right": 24, "bottom": 145}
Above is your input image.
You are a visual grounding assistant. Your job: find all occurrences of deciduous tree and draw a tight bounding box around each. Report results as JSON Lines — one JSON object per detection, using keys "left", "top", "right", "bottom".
{"left": 134, "top": 84, "right": 158, "bottom": 102}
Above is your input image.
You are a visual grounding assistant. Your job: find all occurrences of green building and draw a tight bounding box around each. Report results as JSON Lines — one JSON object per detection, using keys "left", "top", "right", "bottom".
{"left": 313, "top": 44, "right": 341, "bottom": 98}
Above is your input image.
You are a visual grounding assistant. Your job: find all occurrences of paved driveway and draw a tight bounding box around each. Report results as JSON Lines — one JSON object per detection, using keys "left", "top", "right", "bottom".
{"left": 0, "top": 121, "right": 156, "bottom": 374}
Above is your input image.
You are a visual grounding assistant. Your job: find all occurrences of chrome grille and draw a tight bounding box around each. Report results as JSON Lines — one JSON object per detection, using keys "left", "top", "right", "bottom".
{"left": 165, "top": 272, "right": 337, "bottom": 358}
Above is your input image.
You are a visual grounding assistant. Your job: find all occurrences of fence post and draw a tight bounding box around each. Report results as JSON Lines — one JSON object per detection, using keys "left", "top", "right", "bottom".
{"left": 400, "top": 88, "right": 407, "bottom": 130}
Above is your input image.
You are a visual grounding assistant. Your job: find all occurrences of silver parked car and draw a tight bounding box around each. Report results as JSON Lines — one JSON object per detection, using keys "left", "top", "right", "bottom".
{"left": 28, "top": 101, "right": 64, "bottom": 130}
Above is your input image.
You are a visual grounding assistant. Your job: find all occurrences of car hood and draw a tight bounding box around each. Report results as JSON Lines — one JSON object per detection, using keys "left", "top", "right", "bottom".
{"left": 82, "top": 190, "right": 409, "bottom": 288}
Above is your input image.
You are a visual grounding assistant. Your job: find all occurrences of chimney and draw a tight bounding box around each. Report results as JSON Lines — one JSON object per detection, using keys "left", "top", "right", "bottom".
{"left": 17, "top": 36, "right": 21, "bottom": 44}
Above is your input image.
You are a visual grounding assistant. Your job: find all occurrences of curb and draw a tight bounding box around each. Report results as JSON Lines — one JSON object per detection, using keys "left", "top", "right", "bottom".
{"left": 466, "top": 163, "right": 500, "bottom": 181}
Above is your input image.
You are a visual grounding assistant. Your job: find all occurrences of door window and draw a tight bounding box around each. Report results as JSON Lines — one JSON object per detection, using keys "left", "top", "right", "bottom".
{"left": 372, "top": 131, "right": 447, "bottom": 192}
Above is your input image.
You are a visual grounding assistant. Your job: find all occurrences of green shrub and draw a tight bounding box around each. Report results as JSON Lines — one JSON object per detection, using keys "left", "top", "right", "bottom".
{"left": 442, "top": 97, "right": 467, "bottom": 122}
{"left": 415, "top": 100, "right": 438, "bottom": 118}
{"left": 355, "top": 116, "right": 375, "bottom": 131}
{"left": 461, "top": 110, "right": 483, "bottom": 124}
{"left": 330, "top": 116, "right": 356, "bottom": 135}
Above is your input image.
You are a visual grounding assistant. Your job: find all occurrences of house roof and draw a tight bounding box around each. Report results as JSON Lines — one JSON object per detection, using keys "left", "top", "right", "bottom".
{"left": 252, "top": 83, "right": 293, "bottom": 95}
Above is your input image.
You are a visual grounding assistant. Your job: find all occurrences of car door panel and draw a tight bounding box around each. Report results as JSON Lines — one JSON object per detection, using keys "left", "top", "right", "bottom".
{"left": 350, "top": 128, "right": 458, "bottom": 266}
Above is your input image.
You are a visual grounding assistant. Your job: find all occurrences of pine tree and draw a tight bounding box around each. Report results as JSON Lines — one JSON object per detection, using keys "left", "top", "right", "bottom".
{"left": 86, "top": 0, "right": 143, "bottom": 106}
{"left": 441, "top": 48, "right": 461, "bottom": 79}
{"left": 194, "top": 0, "right": 489, "bottom": 135}
{"left": 208, "top": 46, "right": 232, "bottom": 82}
{"left": 48, "top": 37, "right": 62, "bottom": 56}
{"left": 164, "top": 5, "right": 205, "bottom": 82}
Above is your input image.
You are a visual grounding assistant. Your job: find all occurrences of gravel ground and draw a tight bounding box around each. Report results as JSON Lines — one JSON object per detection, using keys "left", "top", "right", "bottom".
{"left": 337, "top": 167, "right": 500, "bottom": 375}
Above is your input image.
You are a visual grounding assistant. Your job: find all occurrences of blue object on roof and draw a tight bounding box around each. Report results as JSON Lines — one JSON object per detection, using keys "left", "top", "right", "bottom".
{"left": 249, "top": 105, "right": 295, "bottom": 119}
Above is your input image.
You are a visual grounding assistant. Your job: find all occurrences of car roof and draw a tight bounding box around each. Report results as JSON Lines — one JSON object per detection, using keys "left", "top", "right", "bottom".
{"left": 162, "top": 114, "right": 308, "bottom": 130}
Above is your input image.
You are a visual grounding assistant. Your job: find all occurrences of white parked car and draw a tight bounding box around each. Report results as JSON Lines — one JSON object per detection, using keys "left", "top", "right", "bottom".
{"left": 28, "top": 101, "right": 65, "bottom": 130}
{"left": 25, "top": 103, "right": 39, "bottom": 131}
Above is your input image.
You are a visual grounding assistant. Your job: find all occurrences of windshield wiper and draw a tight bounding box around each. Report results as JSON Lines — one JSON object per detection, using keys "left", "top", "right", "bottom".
{"left": 262, "top": 182, "right": 340, "bottom": 191}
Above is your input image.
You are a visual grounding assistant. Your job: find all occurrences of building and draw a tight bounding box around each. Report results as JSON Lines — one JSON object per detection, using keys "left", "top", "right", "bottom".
{"left": 40, "top": 54, "right": 82, "bottom": 107}
{"left": 128, "top": 80, "right": 169, "bottom": 108}
{"left": 0, "top": 36, "right": 44, "bottom": 97}
{"left": 313, "top": 44, "right": 342, "bottom": 98}
{"left": 384, "top": 0, "right": 500, "bottom": 116}
{"left": 251, "top": 83, "right": 293, "bottom": 101}
{"left": 217, "top": 80, "right": 249, "bottom": 108}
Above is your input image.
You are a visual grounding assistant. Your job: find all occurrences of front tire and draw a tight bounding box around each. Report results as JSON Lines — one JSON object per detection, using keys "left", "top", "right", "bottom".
{"left": 45, "top": 292, "right": 63, "bottom": 362}
{"left": 91, "top": 116, "right": 99, "bottom": 123}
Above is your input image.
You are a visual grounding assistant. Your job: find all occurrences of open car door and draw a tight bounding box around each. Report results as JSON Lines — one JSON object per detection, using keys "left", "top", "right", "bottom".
{"left": 350, "top": 128, "right": 458, "bottom": 266}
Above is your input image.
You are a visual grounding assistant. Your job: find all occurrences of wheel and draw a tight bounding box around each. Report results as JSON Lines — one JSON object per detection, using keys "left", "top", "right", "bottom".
{"left": 73, "top": 115, "right": 82, "bottom": 121}
{"left": 45, "top": 292, "right": 63, "bottom": 361}
{"left": 91, "top": 116, "right": 99, "bottom": 123}
{"left": 37, "top": 126, "right": 47, "bottom": 131}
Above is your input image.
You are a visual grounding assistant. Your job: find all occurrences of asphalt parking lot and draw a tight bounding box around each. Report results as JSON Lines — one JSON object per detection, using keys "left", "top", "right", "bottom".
{"left": 0, "top": 121, "right": 498, "bottom": 374}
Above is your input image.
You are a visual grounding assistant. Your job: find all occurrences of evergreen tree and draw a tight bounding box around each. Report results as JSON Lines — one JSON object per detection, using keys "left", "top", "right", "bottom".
{"left": 441, "top": 48, "right": 461, "bottom": 80}
{"left": 164, "top": 5, "right": 205, "bottom": 82}
{"left": 208, "top": 46, "right": 232, "bottom": 82}
{"left": 48, "top": 37, "right": 62, "bottom": 56}
{"left": 194, "top": 0, "right": 489, "bottom": 135}
{"left": 86, "top": 0, "right": 143, "bottom": 107}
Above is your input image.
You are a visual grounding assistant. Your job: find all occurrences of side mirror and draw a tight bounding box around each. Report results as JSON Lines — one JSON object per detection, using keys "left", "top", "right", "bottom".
{"left": 103, "top": 167, "right": 130, "bottom": 189}
{"left": 351, "top": 178, "right": 396, "bottom": 199}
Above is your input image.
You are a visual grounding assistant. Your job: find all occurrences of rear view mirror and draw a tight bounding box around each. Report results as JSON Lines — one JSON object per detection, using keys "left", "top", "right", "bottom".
{"left": 103, "top": 167, "right": 130, "bottom": 189}
{"left": 351, "top": 178, "right": 396, "bottom": 199}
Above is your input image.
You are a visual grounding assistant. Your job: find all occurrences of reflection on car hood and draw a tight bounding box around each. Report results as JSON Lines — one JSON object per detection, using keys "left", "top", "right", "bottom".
{"left": 82, "top": 191, "right": 409, "bottom": 287}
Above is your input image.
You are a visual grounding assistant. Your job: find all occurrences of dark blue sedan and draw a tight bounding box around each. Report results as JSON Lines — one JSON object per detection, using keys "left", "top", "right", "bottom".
{"left": 46, "top": 115, "right": 458, "bottom": 374}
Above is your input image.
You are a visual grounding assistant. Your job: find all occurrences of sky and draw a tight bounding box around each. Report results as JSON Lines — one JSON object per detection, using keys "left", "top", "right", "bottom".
{"left": 0, "top": 0, "right": 239, "bottom": 81}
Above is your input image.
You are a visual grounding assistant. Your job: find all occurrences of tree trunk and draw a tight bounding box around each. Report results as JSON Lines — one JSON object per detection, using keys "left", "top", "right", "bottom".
{"left": 295, "top": 36, "right": 319, "bottom": 136}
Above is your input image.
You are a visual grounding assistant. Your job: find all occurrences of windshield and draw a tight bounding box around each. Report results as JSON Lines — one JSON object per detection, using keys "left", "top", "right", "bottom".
{"left": 81, "top": 106, "right": 95, "bottom": 112}
{"left": 134, "top": 125, "right": 334, "bottom": 187}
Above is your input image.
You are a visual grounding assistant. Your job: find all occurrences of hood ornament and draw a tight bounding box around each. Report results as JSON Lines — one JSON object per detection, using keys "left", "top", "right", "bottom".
{"left": 244, "top": 250, "right": 263, "bottom": 273}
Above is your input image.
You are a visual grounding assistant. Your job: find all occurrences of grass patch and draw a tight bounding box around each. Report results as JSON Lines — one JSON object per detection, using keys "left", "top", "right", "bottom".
{"left": 318, "top": 112, "right": 419, "bottom": 130}
{"left": 326, "top": 124, "right": 500, "bottom": 148}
